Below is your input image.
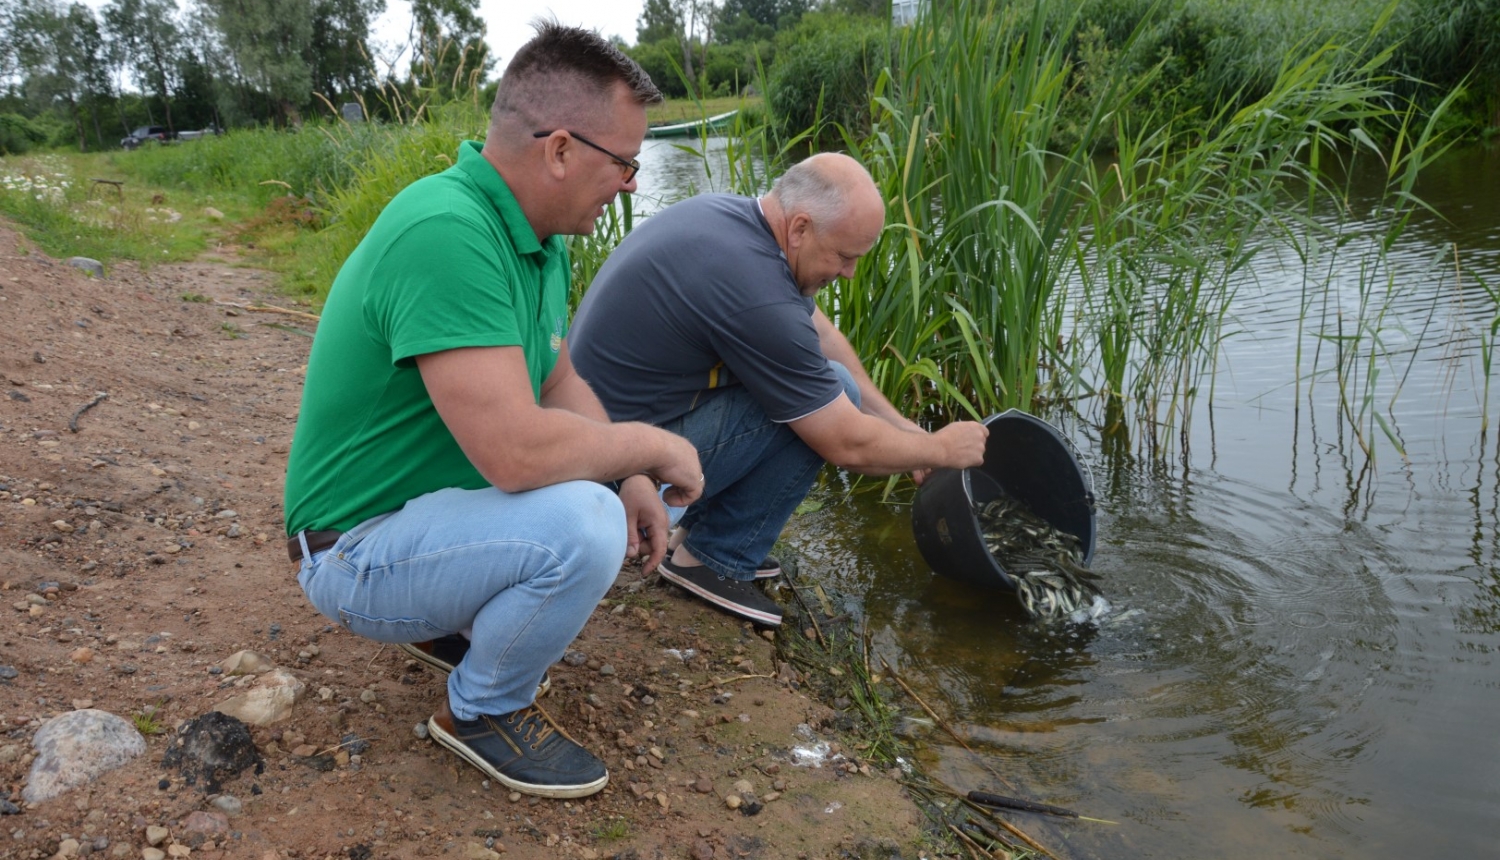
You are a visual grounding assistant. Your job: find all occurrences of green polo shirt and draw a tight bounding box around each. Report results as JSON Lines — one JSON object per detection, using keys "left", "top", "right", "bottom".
{"left": 284, "top": 141, "right": 571, "bottom": 535}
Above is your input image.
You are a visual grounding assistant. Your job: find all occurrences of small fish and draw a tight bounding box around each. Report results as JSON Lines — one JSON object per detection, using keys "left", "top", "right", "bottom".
{"left": 976, "top": 491, "right": 1102, "bottom": 622}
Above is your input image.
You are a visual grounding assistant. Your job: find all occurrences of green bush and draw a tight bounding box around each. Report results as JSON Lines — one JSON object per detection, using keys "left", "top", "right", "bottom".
{"left": 766, "top": 12, "right": 890, "bottom": 139}
{"left": 0, "top": 114, "right": 48, "bottom": 156}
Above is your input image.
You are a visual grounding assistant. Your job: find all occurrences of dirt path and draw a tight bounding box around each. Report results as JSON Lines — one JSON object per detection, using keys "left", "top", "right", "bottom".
{"left": 0, "top": 222, "right": 926, "bottom": 860}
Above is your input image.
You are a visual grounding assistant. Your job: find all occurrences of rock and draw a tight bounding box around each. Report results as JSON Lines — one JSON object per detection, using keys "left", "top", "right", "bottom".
{"left": 64, "top": 257, "right": 105, "bottom": 279}
{"left": 724, "top": 794, "right": 741, "bottom": 810}
{"left": 56, "top": 837, "right": 80, "bottom": 857}
{"left": 462, "top": 844, "right": 502, "bottom": 860}
{"left": 185, "top": 808, "right": 231, "bottom": 834}
{"left": 412, "top": 722, "right": 429, "bottom": 740}
{"left": 203, "top": 207, "right": 224, "bottom": 221}
{"left": 160, "top": 711, "right": 263, "bottom": 793}
{"left": 145, "top": 825, "right": 170, "bottom": 846}
{"left": 213, "top": 667, "right": 304, "bottom": 725}
{"left": 142, "top": 849, "right": 166, "bottom": 860}
{"left": 52, "top": 520, "right": 75, "bottom": 533}
{"left": 219, "top": 650, "right": 273, "bottom": 676}
{"left": 70, "top": 647, "right": 93, "bottom": 664}
{"left": 21, "top": 709, "right": 146, "bottom": 804}
{"left": 691, "top": 839, "right": 715, "bottom": 860}
{"left": 208, "top": 794, "right": 241, "bottom": 816}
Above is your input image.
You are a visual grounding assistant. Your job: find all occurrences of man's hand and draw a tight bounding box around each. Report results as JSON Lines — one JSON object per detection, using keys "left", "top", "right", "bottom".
{"left": 619, "top": 474, "right": 669, "bottom": 572}
{"left": 650, "top": 431, "right": 705, "bottom": 508}
{"left": 934, "top": 421, "right": 990, "bottom": 469}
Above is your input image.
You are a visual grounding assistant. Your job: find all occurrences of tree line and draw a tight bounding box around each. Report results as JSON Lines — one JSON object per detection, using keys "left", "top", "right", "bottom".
{"left": 0, "top": 0, "right": 493, "bottom": 153}
{"left": 0, "top": 0, "right": 887, "bottom": 154}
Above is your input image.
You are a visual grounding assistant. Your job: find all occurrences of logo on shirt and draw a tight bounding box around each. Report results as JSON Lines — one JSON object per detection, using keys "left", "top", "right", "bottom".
{"left": 550, "top": 316, "right": 565, "bottom": 353}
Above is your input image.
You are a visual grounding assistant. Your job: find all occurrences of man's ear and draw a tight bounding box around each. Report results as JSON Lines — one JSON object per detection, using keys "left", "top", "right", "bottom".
{"left": 787, "top": 212, "right": 814, "bottom": 249}
{"left": 539, "top": 133, "right": 570, "bottom": 181}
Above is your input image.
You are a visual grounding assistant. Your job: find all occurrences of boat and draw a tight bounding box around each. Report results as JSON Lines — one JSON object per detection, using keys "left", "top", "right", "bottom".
{"left": 644, "top": 110, "right": 740, "bottom": 139}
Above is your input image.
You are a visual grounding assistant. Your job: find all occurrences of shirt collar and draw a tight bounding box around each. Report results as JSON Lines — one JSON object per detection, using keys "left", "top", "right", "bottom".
{"left": 454, "top": 140, "right": 556, "bottom": 257}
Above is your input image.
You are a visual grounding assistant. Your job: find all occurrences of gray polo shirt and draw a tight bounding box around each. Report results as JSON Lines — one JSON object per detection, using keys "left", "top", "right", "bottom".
{"left": 570, "top": 194, "right": 843, "bottom": 425}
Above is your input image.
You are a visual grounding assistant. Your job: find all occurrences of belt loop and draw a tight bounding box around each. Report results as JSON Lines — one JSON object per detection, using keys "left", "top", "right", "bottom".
{"left": 297, "top": 530, "right": 312, "bottom": 563}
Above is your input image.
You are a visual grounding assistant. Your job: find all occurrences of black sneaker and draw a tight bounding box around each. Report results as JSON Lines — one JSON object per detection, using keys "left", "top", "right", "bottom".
{"left": 428, "top": 699, "right": 607, "bottom": 799}
{"left": 754, "top": 555, "right": 782, "bottom": 579}
{"left": 399, "top": 636, "right": 551, "bottom": 696}
{"left": 658, "top": 559, "right": 783, "bottom": 626}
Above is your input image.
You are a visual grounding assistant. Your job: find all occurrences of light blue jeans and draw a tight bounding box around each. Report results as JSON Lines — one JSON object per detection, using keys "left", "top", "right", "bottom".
{"left": 662, "top": 361, "right": 859, "bottom": 582}
{"left": 296, "top": 482, "right": 624, "bottom": 720}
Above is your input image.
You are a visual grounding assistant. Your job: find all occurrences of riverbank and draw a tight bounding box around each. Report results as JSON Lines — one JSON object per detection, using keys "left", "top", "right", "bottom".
{"left": 0, "top": 220, "right": 930, "bottom": 859}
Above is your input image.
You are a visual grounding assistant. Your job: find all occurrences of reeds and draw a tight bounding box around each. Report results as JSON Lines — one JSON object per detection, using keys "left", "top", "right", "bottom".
{"left": 799, "top": 0, "right": 1462, "bottom": 460}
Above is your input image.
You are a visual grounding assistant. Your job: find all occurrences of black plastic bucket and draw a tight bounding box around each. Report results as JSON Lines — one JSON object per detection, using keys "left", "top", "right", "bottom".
{"left": 911, "top": 409, "right": 1096, "bottom": 590}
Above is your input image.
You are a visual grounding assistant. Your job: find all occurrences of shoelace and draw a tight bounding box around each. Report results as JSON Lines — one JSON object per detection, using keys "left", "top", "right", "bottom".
{"left": 504, "top": 705, "right": 556, "bottom": 749}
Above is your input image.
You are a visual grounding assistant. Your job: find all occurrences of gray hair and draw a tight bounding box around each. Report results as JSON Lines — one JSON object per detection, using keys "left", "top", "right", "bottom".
{"left": 767, "top": 158, "right": 852, "bottom": 227}
{"left": 490, "top": 21, "right": 661, "bottom": 137}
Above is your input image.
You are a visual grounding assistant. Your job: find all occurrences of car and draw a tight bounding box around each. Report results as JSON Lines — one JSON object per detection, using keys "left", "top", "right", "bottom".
{"left": 120, "top": 126, "right": 172, "bottom": 149}
{"left": 176, "top": 125, "right": 223, "bottom": 141}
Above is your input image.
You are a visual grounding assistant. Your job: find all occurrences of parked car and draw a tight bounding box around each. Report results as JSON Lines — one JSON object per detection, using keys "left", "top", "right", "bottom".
{"left": 120, "top": 126, "right": 172, "bottom": 149}
{"left": 176, "top": 125, "right": 223, "bottom": 141}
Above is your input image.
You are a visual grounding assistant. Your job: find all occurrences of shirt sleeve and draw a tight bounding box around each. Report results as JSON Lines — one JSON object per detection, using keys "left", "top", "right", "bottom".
{"left": 363, "top": 214, "right": 523, "bottom": 366}
{"left": 707, "top": 302, "right": 845, "bottom": 423}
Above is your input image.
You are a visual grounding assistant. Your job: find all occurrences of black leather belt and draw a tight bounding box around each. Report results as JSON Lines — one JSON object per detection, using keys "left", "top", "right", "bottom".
{"left": 287, "top": 529, "right": 343, "bottom": 563}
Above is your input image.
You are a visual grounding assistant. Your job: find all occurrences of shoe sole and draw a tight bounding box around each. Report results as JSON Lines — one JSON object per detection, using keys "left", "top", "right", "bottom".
{"left": 427, "top": 716, "right": 608, "bottom": 799}
{"left": 398, "top": 642, "right": 551, "bottom": 697}
{"left": 658, "top": 566, "right": 783, "bottom": 626}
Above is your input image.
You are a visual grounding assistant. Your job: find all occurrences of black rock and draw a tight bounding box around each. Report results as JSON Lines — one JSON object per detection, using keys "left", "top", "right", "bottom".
{"left": 160, "top": 711, "right": 263, "bottom": 794}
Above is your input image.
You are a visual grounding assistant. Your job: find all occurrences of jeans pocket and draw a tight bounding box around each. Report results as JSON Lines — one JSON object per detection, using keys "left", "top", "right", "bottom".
{"left": 335, "top": 608, "right": 444, "bottom": 644}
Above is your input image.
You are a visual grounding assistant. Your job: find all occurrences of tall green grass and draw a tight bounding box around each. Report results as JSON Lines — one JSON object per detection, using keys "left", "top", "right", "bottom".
{"left": 800, "top": 0, "right": 1459, "bottom": 459}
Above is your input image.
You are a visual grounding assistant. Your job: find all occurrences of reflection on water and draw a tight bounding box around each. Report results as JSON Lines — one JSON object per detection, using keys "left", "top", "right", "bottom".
{"left": 761, "top": 145, "right": 1500, "bottom": 860}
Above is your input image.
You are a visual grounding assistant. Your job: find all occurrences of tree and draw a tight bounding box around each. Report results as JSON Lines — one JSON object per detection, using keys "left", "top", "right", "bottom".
{"left": 308, "top": 0, "right": 382, "bottom": 104}
{"left": 637, "top": 0, "right": 682, "bottom": 45}
{"left": 196, "top": 0, "right": 315, "bottom": 126}
{"left": 10, "top": 0, "right": 103, "bottom": 150}
{"left": 103, "top": 0, "right": 184, "bottom": 133}
{"left": 408, "top": 0, "right": 492, "bottom": 99}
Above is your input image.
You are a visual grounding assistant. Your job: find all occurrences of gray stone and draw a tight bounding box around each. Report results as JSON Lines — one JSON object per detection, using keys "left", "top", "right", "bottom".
{"left": 64, "top": 257, "right": 104, "bottom": 279}
{"left": 209, "top": 794, "right": 241, "bottom": 816}
{"left": 22, "top": 710, "right": 145, "bottom": 803}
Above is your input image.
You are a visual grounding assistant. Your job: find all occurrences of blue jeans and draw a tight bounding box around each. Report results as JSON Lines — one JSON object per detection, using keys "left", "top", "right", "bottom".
{"left": 296, "top": 482, "right": 624, "bottom": 720}
{"left": 663, "top": 361, "right": 859, "bottom": 582}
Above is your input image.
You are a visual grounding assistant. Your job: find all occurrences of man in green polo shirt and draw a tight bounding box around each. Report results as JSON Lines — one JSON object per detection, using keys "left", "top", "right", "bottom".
{"left": 283, "top": 23, "right": 702, "bottom": 799}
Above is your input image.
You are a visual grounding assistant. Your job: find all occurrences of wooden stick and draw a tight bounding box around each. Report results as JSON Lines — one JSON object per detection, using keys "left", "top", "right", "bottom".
{"left": 947, "top": 822, "right": 994, "bottom": 860}
{"left": 879, "top": 657, "right": 1017, "bottom": 792}
{"left": 68, "top": 392, "right": 107, "bottom": 432}
{"left": 978, "top": 808, "right": 1059, "bottom": 860}
{"left": 697, "top": 673, "right": 774, "bottom": 690}
{"left": 213, "top": 300, "right": 322, "bottom": 322}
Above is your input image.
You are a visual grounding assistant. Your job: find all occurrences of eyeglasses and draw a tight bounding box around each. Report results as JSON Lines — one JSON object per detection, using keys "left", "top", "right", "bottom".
{"left": 532, "top": 130, "right": 640, "bottom": 183}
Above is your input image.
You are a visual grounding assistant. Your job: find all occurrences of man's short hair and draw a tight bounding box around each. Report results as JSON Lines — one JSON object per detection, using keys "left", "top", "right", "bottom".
{"left": 768, "top": 158, "right": 850, "bottom": 227}
{"left": 491, "top": 21, "right": 661, "bottom": 135}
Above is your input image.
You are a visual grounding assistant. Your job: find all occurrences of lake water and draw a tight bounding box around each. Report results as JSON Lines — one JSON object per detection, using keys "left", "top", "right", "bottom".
{"left": 629, "top": 139, "right": 1500, "bottom": 859}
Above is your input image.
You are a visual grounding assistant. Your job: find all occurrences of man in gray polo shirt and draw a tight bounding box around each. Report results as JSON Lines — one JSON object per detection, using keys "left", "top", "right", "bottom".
{"left": 569, "top": 153, "right": 989, "bottom": 625}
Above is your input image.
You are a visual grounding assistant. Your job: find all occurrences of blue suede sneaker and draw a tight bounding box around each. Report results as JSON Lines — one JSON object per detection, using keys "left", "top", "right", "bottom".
{"left": 428, "top": 699, "right": 608, "bottom": 799}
